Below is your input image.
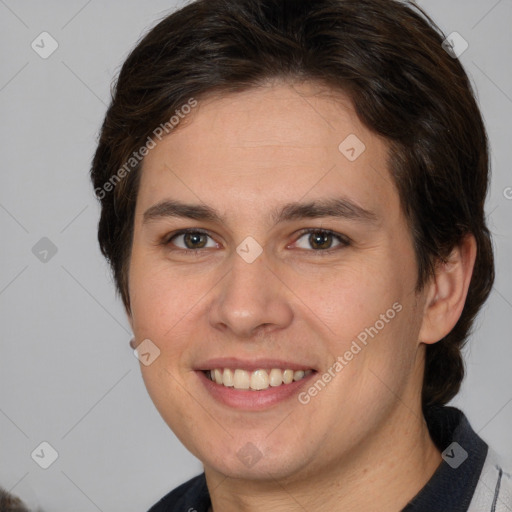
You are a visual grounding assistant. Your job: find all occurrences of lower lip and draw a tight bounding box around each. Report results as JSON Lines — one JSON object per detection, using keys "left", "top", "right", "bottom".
{"left": 197, "top": 371, "right": 316, "bottom": 411}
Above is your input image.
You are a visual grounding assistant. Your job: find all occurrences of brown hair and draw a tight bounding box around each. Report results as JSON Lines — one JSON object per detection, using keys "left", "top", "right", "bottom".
{"left": 90, "top": 0, "right": 494, "bottom": 409}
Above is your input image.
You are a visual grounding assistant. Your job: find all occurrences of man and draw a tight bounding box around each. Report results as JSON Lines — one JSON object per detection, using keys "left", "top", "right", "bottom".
{"left": 91, "top": 0, "right": 511, "bottom": 510}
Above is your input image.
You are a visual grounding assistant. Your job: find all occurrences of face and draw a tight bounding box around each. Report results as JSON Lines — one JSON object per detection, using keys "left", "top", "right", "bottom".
{"left": 128, "top": 82, "right": 428, "bottom": 482}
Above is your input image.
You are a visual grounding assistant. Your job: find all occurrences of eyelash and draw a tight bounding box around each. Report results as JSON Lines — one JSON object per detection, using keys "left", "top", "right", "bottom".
{"left": 293, "top": 228, "right": 351, "bottom": 254}
{"left": 162, "top": 228, "right": 351, "bottom": 255}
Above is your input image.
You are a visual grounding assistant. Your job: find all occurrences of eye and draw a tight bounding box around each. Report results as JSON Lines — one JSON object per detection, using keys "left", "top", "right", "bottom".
{"left": 292, "top": 229, "right": 350, "bottom": 252}
{"left": 162, "top": 228, "right": 349, "bottom": 254}
{"left": 166, "top": 229, "right": 218, "bottom": 251}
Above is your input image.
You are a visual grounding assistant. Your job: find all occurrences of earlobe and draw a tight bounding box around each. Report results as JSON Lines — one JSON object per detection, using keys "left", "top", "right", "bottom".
{"left": 418, "top": 234, "right": 477, "bottom": 345}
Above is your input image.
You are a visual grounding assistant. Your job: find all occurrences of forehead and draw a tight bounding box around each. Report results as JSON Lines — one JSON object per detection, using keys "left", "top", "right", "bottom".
{"left": 136, "top": 81, "right": 400, "bottom": 226}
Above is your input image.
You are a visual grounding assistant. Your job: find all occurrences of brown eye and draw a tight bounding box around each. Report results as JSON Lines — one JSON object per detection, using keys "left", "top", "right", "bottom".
{"left": 183, "top": 232, "right": 208, "bottom": 249}
{"left": 309, "top": 231, "right": 334, "bottom": 250}
{"left": 293, "top": 229, "right": 350, "bottom": 252}
{"left": 167, "top": 230, "right": 216, "bottom": 250}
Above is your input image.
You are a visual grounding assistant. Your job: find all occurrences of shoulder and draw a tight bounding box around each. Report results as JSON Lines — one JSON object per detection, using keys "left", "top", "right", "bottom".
{"left": 468, "top": 448, "right": 512, "bottom": 512}
{"left": 147, "top": 473, "right": 210, "bottom": 512}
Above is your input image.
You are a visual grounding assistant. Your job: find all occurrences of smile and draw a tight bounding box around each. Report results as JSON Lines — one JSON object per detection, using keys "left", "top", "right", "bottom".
{"left": 204, "top": 368, "right": 313, "bottom": 391}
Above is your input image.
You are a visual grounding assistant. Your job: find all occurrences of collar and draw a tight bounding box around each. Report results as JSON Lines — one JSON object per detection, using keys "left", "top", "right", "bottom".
{"left": 402, "top": 405, "right": 488, "bottom": 511}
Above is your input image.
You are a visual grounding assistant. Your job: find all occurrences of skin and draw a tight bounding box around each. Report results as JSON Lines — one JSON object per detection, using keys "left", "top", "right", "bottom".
{"left": 127, "top": 81, "right": 476, "bottom": 512}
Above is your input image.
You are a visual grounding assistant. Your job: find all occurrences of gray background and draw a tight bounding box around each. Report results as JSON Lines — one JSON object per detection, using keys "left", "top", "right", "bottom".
{"left": 0, "top": 1, "right": 511, "bottom": 510}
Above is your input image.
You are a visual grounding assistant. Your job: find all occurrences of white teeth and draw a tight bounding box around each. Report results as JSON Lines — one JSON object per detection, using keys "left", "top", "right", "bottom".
{"left": 222, "top": 368, "right": 234, "bottom": 387}
{"left": 233, "top": 369, "right": 250, "bottom": 389}
{"left": 250, "top": 369, "right": 269, "bottom": 390}
{"left": 269, "top": 368, "right": 283, "bottom": 387}
{"left": 293, "top": 370, "right": 305, "bottom": 381}
{"left": 282, "top": 369, "right": 294, "bottom": 384}
{"left": 206, "top": 367, "right": 312, "bottom": 390}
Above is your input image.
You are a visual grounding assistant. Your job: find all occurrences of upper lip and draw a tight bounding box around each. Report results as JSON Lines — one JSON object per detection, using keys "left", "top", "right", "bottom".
{"left": 195, "top": 357, "right": 316, "bottom": 372}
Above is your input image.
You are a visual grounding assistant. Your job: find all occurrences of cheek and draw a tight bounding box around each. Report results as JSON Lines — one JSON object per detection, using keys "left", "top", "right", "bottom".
{"left": 312, "top": 259, "right": 419, "bottom": 395}
{"left": 139, "top": 362, "right": 206, "bottom": 456}
{"left": 129, "top": 247, "right": 199, "bottom": 336}
{"left": 302, "top": 260, "right": 404, "bottom": 339}
{"left": 347, "top": 298, "right": 422, "bottom": 400}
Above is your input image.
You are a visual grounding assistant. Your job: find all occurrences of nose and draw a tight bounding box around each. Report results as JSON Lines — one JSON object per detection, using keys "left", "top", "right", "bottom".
{"left": 207, "top": 250, "right": 294, "bottom": 340}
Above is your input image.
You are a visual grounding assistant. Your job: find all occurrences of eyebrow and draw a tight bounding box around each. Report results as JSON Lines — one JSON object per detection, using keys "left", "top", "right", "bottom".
{"left": 142, "top": 198, "right": 379, "bottom": 225}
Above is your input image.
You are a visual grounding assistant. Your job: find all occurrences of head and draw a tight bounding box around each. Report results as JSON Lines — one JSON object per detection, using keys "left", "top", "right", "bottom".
{"left": 91, "top": 0, "right": 494, "bottom": 480}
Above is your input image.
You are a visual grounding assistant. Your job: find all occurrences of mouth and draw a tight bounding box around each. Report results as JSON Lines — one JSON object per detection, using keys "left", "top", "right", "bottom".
{"left": 196, "top": 360, "right": 317, "bottom": 410}
{"left": 196, "top": 358, "right": 317, "bottom": 410}
{"left": 203, "top": 368, "right": 314, "bottom": 391}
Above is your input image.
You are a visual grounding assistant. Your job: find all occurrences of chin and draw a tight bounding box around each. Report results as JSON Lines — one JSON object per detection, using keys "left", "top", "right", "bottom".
{"left": 197, "top": 435, "right": 316, "bottom": 482}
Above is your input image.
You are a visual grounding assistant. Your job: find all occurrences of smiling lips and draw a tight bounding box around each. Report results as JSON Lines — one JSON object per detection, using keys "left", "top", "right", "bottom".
{"left": 205, "top": 368, "right": 313, "bottom": 391}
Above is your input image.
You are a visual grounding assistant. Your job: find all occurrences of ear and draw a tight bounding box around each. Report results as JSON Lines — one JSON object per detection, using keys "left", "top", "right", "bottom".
{"left": 418, "top": 234, "right": 477, "bottom": 345}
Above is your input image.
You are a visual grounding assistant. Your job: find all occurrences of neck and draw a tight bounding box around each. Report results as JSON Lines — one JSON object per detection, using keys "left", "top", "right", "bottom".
{"left": 205, "top": 403, "right": 442, "bottom": 512}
